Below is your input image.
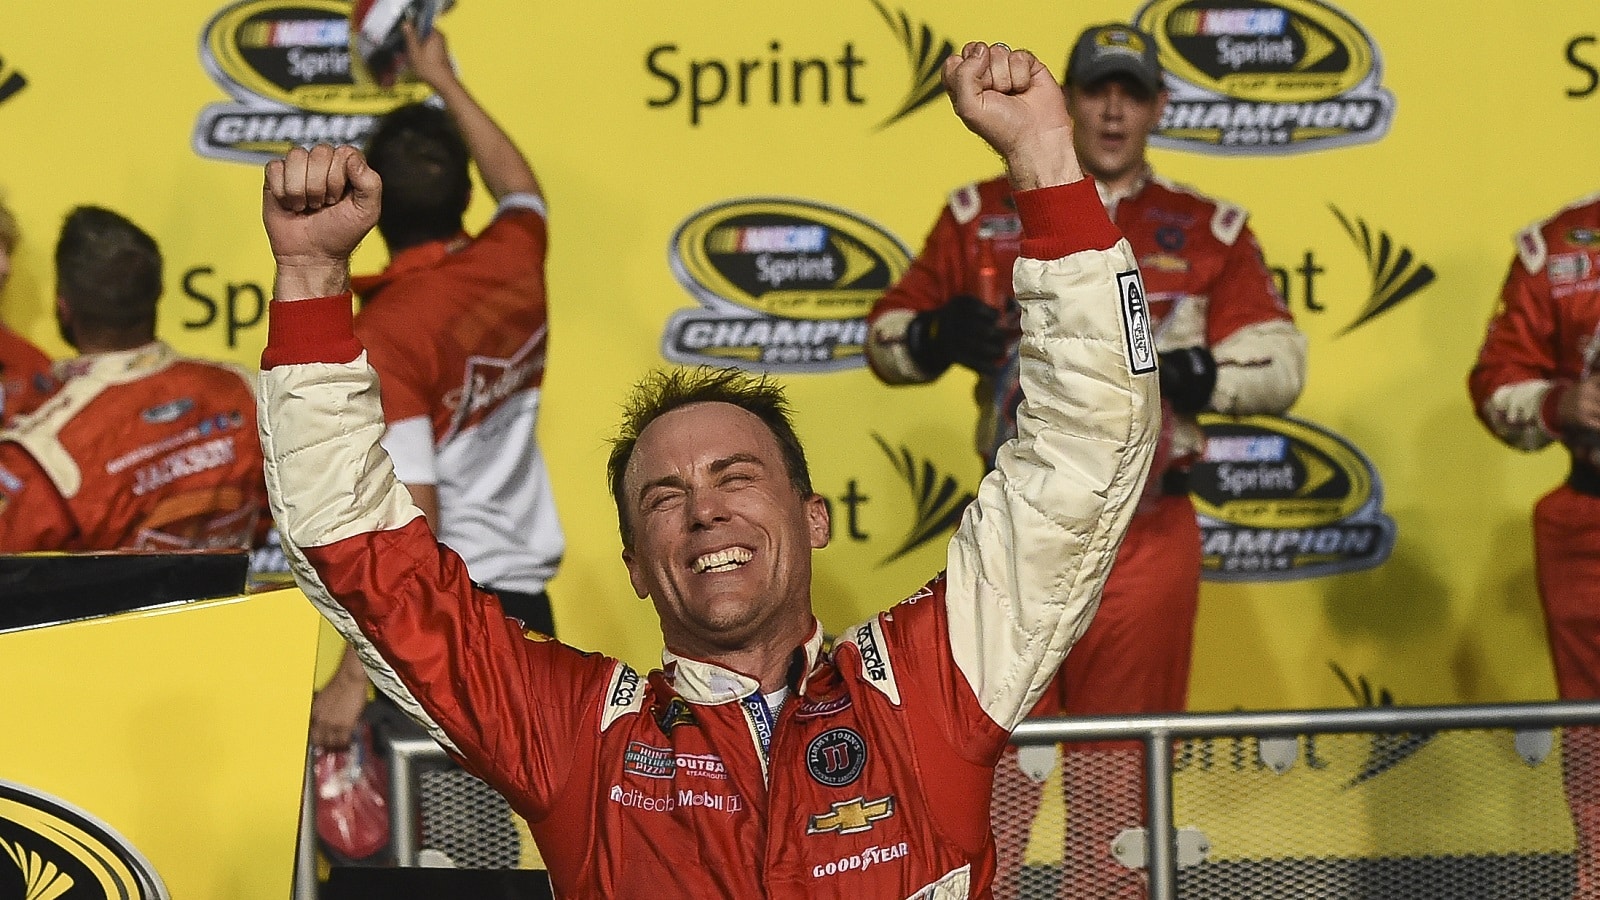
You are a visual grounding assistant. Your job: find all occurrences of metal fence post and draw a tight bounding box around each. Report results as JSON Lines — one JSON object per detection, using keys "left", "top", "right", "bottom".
{"left": 1146, "top": 726, "right": 1177, "bottom": 900}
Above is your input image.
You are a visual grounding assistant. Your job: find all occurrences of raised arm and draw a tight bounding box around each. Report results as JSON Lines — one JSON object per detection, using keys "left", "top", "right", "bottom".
{"left": 402, "top": 23, "right": 541, "bottom": 203}
{"left": 259, "top": 146, "right": 604, "bottom": 819}
{"left": 845, "top": 43, "right": 1159, "bottom": 755}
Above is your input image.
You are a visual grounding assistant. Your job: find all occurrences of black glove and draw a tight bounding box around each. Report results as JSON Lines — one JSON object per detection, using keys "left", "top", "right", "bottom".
{"left": 905, "top": 295, "right": 1006, "bottom": 377}
{"left": 1158, "top": 346, "right": 1218, "bottom": 417}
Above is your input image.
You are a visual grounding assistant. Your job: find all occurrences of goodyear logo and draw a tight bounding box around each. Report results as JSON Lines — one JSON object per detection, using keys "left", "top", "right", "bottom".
{"left": 0, "top": 779, "right": 169, "bottom": 899}
{"left": 192, "top": 0, "right": 431, "bottom": 163}
{"left": 661, "top": 198, "right": 909, "bottom": 372}
{"left": 1134, "top": 0, "right": 1395, "bottom": 154}
{"left": 1192, "top": 414, "right": 1394, "bottom": 581}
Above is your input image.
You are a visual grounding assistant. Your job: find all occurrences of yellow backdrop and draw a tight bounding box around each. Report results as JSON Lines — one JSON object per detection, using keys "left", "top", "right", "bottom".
{"left": 0, "top": 0, "right": 1591, "bottom": 748}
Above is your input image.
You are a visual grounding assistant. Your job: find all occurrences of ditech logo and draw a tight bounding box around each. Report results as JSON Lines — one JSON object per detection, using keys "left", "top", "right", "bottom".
{"left": 644, "top": 2, "right": 954, "bottom": 127}
{"left": 0, "top": 52, "right": 26, "bottom": 108}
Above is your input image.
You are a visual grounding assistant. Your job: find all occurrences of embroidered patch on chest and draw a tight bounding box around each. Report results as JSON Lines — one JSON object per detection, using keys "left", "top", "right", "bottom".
{"left": 806, "top": 727, "right": 867, "bottom": 787}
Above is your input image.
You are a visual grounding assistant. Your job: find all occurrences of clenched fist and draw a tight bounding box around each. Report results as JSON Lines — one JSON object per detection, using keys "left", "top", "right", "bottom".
{"left": 941, "top": 42, "right": 1082, "bottom": 191}
{"left": 262, "top": 144, "right": 382, "bottom": 299}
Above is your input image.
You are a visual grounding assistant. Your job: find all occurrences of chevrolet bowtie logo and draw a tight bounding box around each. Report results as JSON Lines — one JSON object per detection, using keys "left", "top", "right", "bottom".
{"left": 807, "top": 795, "right": 896, "bottom": 835}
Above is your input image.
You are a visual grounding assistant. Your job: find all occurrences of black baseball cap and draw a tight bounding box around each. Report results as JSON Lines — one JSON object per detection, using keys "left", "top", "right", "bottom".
{"left": 1065, "top": 23, "right": 1164, "bottom": 95}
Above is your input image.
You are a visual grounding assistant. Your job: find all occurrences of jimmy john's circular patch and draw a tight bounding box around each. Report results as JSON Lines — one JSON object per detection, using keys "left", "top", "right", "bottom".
{"left": 806, "top": 728, "right": 867, "bottom": 788}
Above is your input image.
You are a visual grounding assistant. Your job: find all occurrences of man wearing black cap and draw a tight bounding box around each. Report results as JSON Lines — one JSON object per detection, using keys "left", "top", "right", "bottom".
{"left": 866, "top": 21, "right": 1307, "bottom": 899}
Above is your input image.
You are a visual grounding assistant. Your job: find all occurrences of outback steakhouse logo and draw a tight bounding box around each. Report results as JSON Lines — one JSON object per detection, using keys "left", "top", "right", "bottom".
{"left": 193, "top": 0, "right": 430, "bottom": 163}
{"left": 1191, "top": 414, "right": 1394, "bottom": 580}
{"left": 0, "top": 779, "right": 169, "bottom": 899}
{"left": 661, "top": 198, "right": 909, "bottom": 372}
{"left": 1135, "top": 0, "right": 1395, "bottom": 154}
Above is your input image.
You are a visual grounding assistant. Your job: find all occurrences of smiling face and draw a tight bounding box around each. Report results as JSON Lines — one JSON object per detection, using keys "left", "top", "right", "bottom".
{"left": 1065, "top": 75, "right": 1168, "bottom": 195}
{"left": 621, "top": 401, "right": 830, "bottom": 657}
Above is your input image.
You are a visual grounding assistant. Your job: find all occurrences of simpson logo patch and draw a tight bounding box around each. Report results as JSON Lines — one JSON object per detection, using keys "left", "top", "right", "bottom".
{"left": 1118, "top": 270, "right": 1158, "bottom": 375}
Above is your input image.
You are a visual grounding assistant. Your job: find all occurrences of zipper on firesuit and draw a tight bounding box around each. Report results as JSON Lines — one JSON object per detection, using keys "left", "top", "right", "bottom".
{"left": 740, "top": 691, "right": 776, "bottom": 781}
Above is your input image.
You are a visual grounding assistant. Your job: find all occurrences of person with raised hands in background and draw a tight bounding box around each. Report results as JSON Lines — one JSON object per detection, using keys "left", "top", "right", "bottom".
{"left": 257, "top": 39, "right": 1157, "bottom": 898}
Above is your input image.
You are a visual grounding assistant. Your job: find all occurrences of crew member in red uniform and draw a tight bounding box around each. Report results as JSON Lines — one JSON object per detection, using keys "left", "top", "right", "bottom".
{"left": 1469, "top": 191, "right": 1600, "bottom": 898}
{"left": 258, "top": 42, "right": 1158, "bottom": 898}
{"left": 0, "top": 196, "right": 55, "bottom": 425}
{"left": 0, "top": 206, "right": 266, "bottom": 551}
{"left": 866, "top": 23, "right": 1307, "bottom": 898}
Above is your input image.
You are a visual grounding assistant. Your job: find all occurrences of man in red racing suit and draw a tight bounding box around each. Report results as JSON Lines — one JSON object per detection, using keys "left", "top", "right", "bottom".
{"left": 258, "top": 43, "right": 1157, "bottom": 899}
{"left": 0, "top": 206, "right": 266, "bottom": 552}
{"left": 1469, "top": 191, "right": 1600, "bottom": 898}
{"left": 867, "top": 24, "right": 1306, "bottom": 898}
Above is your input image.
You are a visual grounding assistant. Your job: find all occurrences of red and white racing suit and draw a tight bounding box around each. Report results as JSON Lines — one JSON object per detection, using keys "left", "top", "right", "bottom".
{"left": 0, "top": 324, "right": 52, "bottom": 426}
{"left": 0, "top": 342, "right": 266, "bottom": 551}
{"left": 1468, "top": 192, "right": 1600, "bottom": 897}
{"left": 259, "top": 180, "right": 1157, "bottom": 899}
{"left": 868, "top": 172, "right": 1305, "bottom": 898}
{"left": 353, "top": 195, "right": 562, "bottom": 627}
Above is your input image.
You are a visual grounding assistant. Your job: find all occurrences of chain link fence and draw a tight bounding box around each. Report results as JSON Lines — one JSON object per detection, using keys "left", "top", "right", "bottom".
{"left": 366, "top": 700, "right": 1600, "bottom": 900}
{"left": 1001, "top": 702, "right": 1600, "bottom": 900}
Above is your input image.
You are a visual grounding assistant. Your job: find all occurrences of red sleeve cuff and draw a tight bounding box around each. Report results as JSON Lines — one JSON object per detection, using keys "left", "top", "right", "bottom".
{"left": 1015, "top": 178, "right": 1123, "bottom": 260}
{"left": 260, "top": 294, "right": 362, "bottom": 370}
{"left": 1542, "top": 379, "right": 1572, "bottom": 437}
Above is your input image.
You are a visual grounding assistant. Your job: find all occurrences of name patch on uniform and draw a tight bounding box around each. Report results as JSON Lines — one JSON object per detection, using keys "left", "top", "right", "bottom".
{"left": 623, "top": 742, "right": 676, "bottom": 779}
{"left": 1549, "top": 252, "right": 1593, "bottom": 285}
{"left": 1117, "top": 270, "right": 1158, "bottom": 375}
{"left": 806, "top": 728, "right": 867, "bottom": 787}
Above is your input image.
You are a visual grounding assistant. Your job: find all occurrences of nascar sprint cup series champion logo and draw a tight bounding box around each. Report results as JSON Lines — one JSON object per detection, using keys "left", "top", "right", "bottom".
{"left": 1133, "top": 0, "right": 1395, "bottom": 154}
{"left": 193, "top": 0, "right": 430, "bottom": 163}
{"left": 662, "top": 199, "right": 909, "bottom": 373}
{"left": 1191, "top": 414, "right": 1394, "bottom": 580}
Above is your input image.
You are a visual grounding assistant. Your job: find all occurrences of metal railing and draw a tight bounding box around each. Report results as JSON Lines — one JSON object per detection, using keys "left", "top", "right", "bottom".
{"left": 362, "top": 699, "right": 1600, "bottom": 898}
{"left": 1009, "top": 699, "right": 1600, "bottom": 900}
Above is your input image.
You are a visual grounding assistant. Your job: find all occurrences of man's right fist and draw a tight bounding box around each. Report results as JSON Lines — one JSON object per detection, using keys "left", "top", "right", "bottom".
{"left": 906, "top": 294, "right": 1007, "bottom": 377}
{"left": 263, "top": 144, "right": 382, "bottom": 273}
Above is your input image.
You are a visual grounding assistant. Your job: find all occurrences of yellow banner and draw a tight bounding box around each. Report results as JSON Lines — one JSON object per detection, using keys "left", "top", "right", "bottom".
{"left": 0, "top": 589, "right": 319, "bottom": 899}
{"left": 2, "top": 2, "right": 1597, "bottom": 862}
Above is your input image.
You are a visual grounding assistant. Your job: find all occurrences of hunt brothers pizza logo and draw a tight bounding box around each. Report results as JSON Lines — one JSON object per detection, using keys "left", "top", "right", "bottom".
{"left": 1192, "top": 414, "right": 1394, "bottom": 580}
{"left": 1134, "top": 0, "right": 1395, "bottom": 154}
{"left": 661, "top": 198, "right": 909, "bottom": 372}
{"left": 0, "top": 779, "right": 169, "bottom": 900}
{"left": 192, "top": 0, "right": 429, "bottom": 163}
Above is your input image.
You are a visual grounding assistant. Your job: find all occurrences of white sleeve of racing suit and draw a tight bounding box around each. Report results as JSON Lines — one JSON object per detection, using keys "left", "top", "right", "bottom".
{"left": 1209, "top": 319, "right": 1308, "bottom": 415}
{"left": 942, "top": 178, "right": 1160, "bottom": 733}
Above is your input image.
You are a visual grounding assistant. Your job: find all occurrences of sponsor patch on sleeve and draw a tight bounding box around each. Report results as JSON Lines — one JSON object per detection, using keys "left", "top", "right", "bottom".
{"left": 601, "top": 662, "right": 646, "bottom": 732}
{"left": 1117, "top": 270, "right": 1158, "bottom": 375}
